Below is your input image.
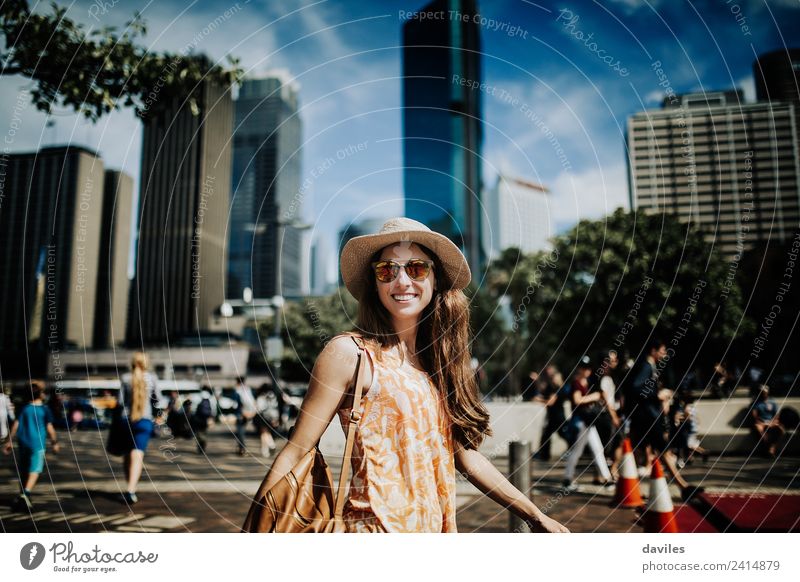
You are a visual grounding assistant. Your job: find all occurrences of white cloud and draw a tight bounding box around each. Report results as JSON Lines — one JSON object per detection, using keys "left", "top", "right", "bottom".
{"left": 738, "top": 75, "right": 756, "bottom": 103}
{"left": 550, "top": 163, "right": 630, "bottom": 231}
{"left": 644, "top": 89, "right": 664, "bottom": 105}
{"left": 606, "top": 0, "right": 668, "bottom": 15}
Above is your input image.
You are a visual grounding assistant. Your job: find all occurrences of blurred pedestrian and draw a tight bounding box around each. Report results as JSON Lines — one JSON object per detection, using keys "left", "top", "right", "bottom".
{"left": 562, "top": 356, "right": 613, "bottom": 491}
{"left": 191, "top": 388, "right": 214, "bottom": 453}
{"left": 0, "top": 385, "right": 15, "bottom": 445}
{"left": 532, "top": 365, "right": 568, "bottom": 461}
{"left": 166, "top": 390, "right": 188, "bottom": 437}
{"left": 233, "top": 377, "right": 257, "bottom": 455}
{"left": 590, "top": 350, "right": 623, "bottom": 478}
{"left": 2, "top": 381, "right": 60, "bottom": 510}
{"left": 253, "top": 384, "right": 279, "bottom": 457}
{"left": 711, "top": 361, "right": 735, "bottom": 399}
{"left": 623, "top": 338, "right": 703, "bottom": 501}
{"left": 118, "top": 352, "right": 159, "bottom": 505}
{"left": 749, "top": 385, "right": 784, "bottom": 457}
{"left": 670, "top": 392, "right": 708, "bottom": 467}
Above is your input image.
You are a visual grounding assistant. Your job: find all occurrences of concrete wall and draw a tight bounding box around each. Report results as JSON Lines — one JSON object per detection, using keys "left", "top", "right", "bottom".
{"left": 318, "top": 398, "right": 800, "bottom": 458}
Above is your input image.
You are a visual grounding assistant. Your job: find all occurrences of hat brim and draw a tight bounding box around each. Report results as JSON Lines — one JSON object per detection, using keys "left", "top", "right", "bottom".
{"left": 340, "top": 229, "right": 471, "bottom": 300}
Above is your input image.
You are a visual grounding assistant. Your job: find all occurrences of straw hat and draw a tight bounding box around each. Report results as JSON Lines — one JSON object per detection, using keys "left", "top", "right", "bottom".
{"left": 340, "top": 217, "right": 471, "bottom": 300}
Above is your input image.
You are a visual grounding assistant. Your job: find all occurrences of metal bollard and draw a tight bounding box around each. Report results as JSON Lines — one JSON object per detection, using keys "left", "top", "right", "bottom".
{"left": 508, "top": 440, "right": 532, "bottom": 533}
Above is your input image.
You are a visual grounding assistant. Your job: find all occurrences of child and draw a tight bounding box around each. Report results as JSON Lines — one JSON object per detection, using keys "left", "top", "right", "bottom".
{"left": 2, "top": 381, "right": 60, "bottom": 510}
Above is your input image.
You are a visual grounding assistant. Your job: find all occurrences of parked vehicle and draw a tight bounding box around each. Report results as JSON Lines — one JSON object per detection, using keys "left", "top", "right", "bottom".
{"left": 46, "top": 379, "right": 121, "bottom": 429}
{"left": 155, "top": 379, "right": 218, "bottom": 415}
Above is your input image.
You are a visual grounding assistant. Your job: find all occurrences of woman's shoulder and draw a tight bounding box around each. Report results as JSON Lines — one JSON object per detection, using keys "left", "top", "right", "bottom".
{"left": 318, "top": 334, "right": 375, "bottom": 386}
{"left": 325, "top": 333, "right": 368, "bottom": 360}
{"left": 328, "top": 332, "right": 380, "bottom": 355}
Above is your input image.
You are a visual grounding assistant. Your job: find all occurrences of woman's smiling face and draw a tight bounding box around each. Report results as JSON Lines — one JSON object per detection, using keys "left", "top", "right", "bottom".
{"left": 375, "top": 242, "right": 436, "bottom": 326}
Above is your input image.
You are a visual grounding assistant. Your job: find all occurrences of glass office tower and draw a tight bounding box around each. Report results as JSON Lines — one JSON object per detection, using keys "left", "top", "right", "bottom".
{"left": 402, "top": 0, "right": 484, "bottom": 278}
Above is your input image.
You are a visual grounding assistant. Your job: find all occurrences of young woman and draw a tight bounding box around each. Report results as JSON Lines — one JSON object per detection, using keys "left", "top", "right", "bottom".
{"left": 562, "top": 357, "right": 613, "bottom": 491}
{"left": 254, "top": 218, "right": 568, "bottom": 533}
{"left": 119, "top": 352, "right": 158, "bottom": 504}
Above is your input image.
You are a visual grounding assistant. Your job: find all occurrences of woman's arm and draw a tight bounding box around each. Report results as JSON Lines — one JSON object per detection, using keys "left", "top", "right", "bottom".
{"left": 2, "top": 419, "right": 18, "bottom": 454}
{"left": 454, "top": 445, "right": 569, "bottom": 533}
{"left": 572, "top": 389, "right": 602, "bottom": 407}
{"left": 257, "top": 336, "right": 367, "bottom": 492}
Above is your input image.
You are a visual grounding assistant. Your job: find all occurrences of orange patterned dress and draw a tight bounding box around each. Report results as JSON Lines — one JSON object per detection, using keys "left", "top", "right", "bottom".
{"left": 336, "top": 335, "right": 457, "bottom": 533}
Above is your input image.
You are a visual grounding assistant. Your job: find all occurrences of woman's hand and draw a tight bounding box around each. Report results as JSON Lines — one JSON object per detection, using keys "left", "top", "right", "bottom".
{"left": 2, "top": 441, "right": 11, "bottom": 455}
{"left": 527, "top": 513, "right": 570, "bottom": 533}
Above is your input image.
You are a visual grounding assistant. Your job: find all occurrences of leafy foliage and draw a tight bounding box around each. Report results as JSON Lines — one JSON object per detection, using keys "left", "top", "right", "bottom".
{"left": 0, "top": 0, "right": 242, "bottom": 121}
{"left": 260, "top": 291, "right": 359, "bottom": 381}
{"left": 478, "top": 208, "right": 753, "bottom": 392}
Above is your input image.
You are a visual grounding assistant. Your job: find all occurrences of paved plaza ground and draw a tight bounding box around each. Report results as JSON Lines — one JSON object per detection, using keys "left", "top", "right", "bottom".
{"left": 1, "top": 425, "right": 797, "bottom": 533}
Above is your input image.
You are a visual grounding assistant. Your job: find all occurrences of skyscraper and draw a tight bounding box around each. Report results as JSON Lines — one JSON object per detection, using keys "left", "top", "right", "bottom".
{"left": 402, "top": 0, "right": 484, "bottom": 278}
{"left": 754, "top": 49, "right": 800, "bottom": 108}
{"left": 627, "top": 90, "right": 800, "bottom": 258}
{"left": 128, "top": 78, "right": 233, "bottom": 345}
{"left": 229, "top": 73, "right": 304, "bottom": 300}
{"left": 754, "top": 49, "right": 800, "bottom": 159}
{"left": 0, "top": 146, "right": 105, "bottom": 352}
{"left": 483, "top": 175, "right": 552, "bottom": 260}
{"left": 93, "top": 170, "right": 134, "bottom": 348}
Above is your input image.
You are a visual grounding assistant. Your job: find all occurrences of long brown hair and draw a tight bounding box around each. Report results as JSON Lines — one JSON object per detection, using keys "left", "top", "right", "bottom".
{"left": 354, "top": 244, "right": 492, "bottom": 449}
{"left": 130, "top": 352, "right": 149, "bottom": 421}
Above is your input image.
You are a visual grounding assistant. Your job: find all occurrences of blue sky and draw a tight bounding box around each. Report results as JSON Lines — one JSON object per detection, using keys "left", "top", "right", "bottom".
{"left": 2, "top": 0, "right": 799, "bottom": 283}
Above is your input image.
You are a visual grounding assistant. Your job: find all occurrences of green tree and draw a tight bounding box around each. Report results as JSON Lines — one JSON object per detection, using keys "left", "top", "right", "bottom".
{"left": 471, "top": 247, "right": 558, "bottom": 395}
{"left": 481, "top": 208, "right": 753, "bottom": 390}
{"left": 0, "top": 0, "right": 242, "bottom": 120}
{"left": 465, "top": 283, "right": 509, "bottom": 396}
{"left": 258, "top": 291, "right": 359, "bottom": 381}
{"left": 536, "top": 208, "right": 751, "bottom": 377}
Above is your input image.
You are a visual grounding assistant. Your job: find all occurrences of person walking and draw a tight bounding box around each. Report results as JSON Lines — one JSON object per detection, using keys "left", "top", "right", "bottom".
{"left": 533, "top": 365, "right": 568, "bottom": 461}
{"left": 622, "top": 338, "right": 703, "bottom": 501}
{"left": 253, "top": 384, "right": 279, "bottom": 458}
{"left": 0, "top": 385, "right": 15, "bottom": 445}
{"left": 118, "top": 352, "right": 159, "bottom": 505}
{"left": 233, "top": 377, "right": 257, "bottom": 456}
{"left": 191, "top": 388, "right": 214, "bottom": 454}
{"left": 3, "top": 381, "right": 60, "bottom": 510}
{"left": 562, "top": 357, "right": 613, "bottom": 491}
{"left": 249, "top": 217, "right": 568, "bottom": 533}
{"left": 590, "top": 350, "right": 623, "bottom": 478}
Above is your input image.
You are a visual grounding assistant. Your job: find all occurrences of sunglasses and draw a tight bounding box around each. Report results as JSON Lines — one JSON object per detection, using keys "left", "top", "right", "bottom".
{"left": 371, "top": 259, "right": 434, "bottom": 283}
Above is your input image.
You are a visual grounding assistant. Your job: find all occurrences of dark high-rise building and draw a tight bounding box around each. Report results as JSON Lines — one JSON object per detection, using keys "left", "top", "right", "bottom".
{"left": 402, "top": 0, "right": 484, "bottom": 278}
{"left": 93, "top": 170, "right": 134, "bottom": 348}
{"left": 754, "top": 49, "right": 800, "bottom": 106}
{"left": 627, "top": 90, "right": 800, "bottom": 258}
{"left": 128, "top": 77, "right": 233, "bottom": 345}
{"left": 754, "top": 49, "right": 800, "bottom": 159}
{"left": 229, "top": 74, "right": 304, "bottom": 300}
{"left": 0, "top": 146, "right": 105, "bottom": 352}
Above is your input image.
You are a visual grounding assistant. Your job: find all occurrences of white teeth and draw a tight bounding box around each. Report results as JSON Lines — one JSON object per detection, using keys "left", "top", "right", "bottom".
{"left": 392, "top": 294, "right": 417, "bottom": 300}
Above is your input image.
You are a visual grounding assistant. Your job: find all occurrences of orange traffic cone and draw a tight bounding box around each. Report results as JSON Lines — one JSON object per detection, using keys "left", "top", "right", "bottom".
{"left": 643, "top": 458, "right": 678, "bottom": 533}
{"left": 612, "top": 438, "right": 644, "bottom": 508}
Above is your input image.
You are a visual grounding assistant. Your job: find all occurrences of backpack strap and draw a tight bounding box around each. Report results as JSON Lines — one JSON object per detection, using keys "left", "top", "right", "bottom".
{"left": 333, "top": 335, "right": 367, "bottom": 522}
